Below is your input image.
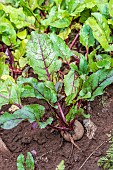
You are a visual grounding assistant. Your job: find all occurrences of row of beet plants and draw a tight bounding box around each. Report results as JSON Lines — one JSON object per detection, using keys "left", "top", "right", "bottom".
{"left": 0, "top": 0, "right": 113, "bottom": 143}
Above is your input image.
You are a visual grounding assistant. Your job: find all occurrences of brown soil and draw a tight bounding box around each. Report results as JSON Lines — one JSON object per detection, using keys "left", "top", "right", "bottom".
{"left": 0, "top": 85, "right": 113, "bottom": 170}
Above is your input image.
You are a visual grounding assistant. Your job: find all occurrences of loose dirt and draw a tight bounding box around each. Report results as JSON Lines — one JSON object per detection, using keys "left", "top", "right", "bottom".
{"left": 0, "top": 85, "right": 113, "bottom": 170}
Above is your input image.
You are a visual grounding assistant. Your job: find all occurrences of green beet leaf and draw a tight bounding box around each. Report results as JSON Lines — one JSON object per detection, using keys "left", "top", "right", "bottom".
{"left": 71, "top": 0, "right": 96, "bottom": 17}
{"left": 38, "top": 117, "right": 53, "bottom": 129}
{"left": 96, "top": 0, "right": 109, "bottom": 17}
{"left": 58, "top": 27, "right": 71, "bottom": 40}
{"left": 66, "top": 105, "right": 84, "bottom": 122}
{"left": 0, "top": 3, "right": 35, "bottom": 29}
{"left": 26, "top": 152, "right": 34, "bottom": 170}
{"left": 54, "top": 0, "right": 63, "bottom": 7}
{"left": 41, "top": 7, "right": 71, "bottom": 28}
{"left": 109, "top": 0, "right": 113, "bottom": 17}
{"left": 80, "top": 69, "right": 113, "bottom": 101}
{"left": 50, "top": 33, "right": 73, "bottom": 61}
{"left": 64, "top": 69, "right": 76, "bottom": 96}
{"left": 79, "top": 55, "right": 89, "bottom": 74}
{"left": 65, "top": 0, "right": 78, "bottom": 13}
{"left": 0, "top": 104, "right": 45, "bottom": 129}
{"left": 64, "top": 67, "right": 83, "bottom": 105}
{"left": 26, "top": 32, "right": 62, "bottom": 81}
{"left": 0, "top": 76, "right": 22, "bottom": 109}
{"left": 0, "top": 17, "right": 16, "bottom": 45}
{"left": 80, "top": 24, "right": 95, "bottom": 48}
{"left": 86, "top": 17, "right": 110, "bottom": 50}
{"left": 92, "top": 12, "right": 110, "bottom": 42}
{"left": 17, "top": 29, "right": 27, "bottom": 40}
{"left": 17, "top": 154, "right": 25, "bottom": 170}
{"left": 17, "top": 77, "right": 57, "bottom": 104}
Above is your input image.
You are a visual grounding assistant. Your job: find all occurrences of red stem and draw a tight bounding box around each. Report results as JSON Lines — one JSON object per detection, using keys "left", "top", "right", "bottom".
{"left": 38, "top": 39, "right": 51, "bottom": 81}
{"left": 58, "top": 102, "right": 66, "bottom": 123}
{"left": 48, "top": 124, "right": 70, "bottom": 131}
{"left": 69, "top": 32, "right": 80, "bottom": 49}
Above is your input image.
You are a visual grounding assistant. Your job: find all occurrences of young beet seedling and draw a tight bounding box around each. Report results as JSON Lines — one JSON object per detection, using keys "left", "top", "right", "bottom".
{"left": 1, "top": 32, "right": 113, "bottom": 148}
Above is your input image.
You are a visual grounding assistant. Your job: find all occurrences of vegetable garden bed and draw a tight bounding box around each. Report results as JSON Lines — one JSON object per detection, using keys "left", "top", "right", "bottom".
{"left": 0, "top": 84, "right": 113, "bottom": 170}
{"left": 1, "top": 0, "right": 113, "bottom": 169}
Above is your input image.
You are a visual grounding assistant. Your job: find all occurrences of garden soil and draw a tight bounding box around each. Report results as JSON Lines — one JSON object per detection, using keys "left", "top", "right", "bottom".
{"left": 0, "top": 85, "right": 113, "bottom": 170}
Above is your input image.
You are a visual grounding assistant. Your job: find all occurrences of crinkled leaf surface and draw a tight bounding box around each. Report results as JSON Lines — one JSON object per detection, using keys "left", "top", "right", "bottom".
{"left": 80, "top": 69, "right": 113, "bottom": 101}
{"left": 26, "top": 32, "right": 62, "bottom": 81}
{"left": 0, "top": 104, "right": 45, "bottom": 129}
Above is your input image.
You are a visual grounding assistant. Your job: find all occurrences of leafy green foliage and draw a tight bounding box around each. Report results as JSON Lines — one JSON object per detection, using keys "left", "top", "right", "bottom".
{"left": 0, "top": 76, "right": 22, "bottom": 109}
{"left": 98, "top": 138, "right": 113, "bottom": 170}
{"left": 80, "top": 69, "right": 113, "bottom": 101}
{"left": 0, "top": 0, "right": 113, "bottom": 138}
{"left": 17, "top": 76, "right": 57, "bottom": 104}
{"left": 26, "top": 32, "right": 62, "bottom": 81}
{"left": 80, "top": 24, "right": 95, "bottom": 48}
{"left": 17, "top": 153, "right": 25, "bottom": 170}
{"left": 17, "top": 152, "right": 35, "bottom": 170}
{"left": 0, "top": 104, "right": 47, "bottom": 129}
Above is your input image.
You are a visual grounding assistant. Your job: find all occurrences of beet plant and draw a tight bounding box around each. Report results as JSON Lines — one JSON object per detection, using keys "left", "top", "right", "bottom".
{"left": 1, "top": 31, "right": 113, "bottom": 145}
